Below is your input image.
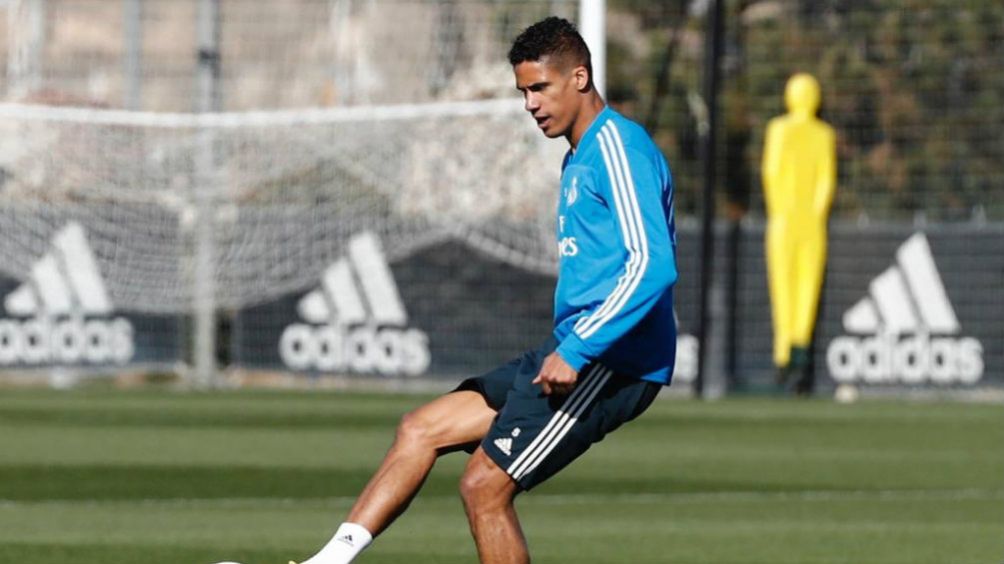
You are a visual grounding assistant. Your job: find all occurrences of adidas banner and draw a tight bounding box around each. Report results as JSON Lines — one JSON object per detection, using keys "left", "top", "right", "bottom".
{"left": 234, "top": 233, "right": 556, "bottom": 379}
{"left": 703, "top": 223, "right": 1004, "bottom": 391}
{"left": 233, "top": 225, "right": 1002, "bottom": 392}
{"left": 0, "top": 220, "right": 182, "bottom": 370}
{"left": 818, "top": 226, "right": 1000, "bottom": 389}
{"left": 232, "top": 229, "right": 695, "bottom": 387}
{"left": 7, "top": 216, "right": 997, "bottom": 391}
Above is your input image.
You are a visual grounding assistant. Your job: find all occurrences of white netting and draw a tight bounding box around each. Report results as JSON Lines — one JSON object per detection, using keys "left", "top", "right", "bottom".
{"left": 0, "top": 99, "right": 564, "bottom": 314}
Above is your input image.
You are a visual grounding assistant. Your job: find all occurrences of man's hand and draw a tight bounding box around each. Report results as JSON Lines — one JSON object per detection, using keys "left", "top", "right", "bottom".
{"left": 532, "top": 352, "right": 579, "bottom": 395}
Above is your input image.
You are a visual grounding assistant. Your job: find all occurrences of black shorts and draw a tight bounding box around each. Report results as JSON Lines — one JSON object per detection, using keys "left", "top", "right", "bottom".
{"left": 453, "top": 337, "right": 661, "bottom": 490}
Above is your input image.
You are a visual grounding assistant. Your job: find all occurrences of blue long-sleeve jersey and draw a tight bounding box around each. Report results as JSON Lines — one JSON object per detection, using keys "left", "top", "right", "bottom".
{"left": 553, "top": 107, "right": 678, "bottom": 385}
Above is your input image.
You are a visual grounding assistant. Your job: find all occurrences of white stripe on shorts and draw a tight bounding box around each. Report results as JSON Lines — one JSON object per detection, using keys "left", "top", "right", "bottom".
{"left": 507, "top": 365, "right": 613, "bottom": 481}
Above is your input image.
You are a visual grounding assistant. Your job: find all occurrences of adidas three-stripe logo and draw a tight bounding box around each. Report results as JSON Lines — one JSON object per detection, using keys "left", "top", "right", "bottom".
{"left": 4, "top": 222, "right": 112, "bottom": 317}
{"left": 0, "top": 222, "right": 134, "bottom": 366}
{"left": 841, "top": 232, "right": 958, "bottom": 335}
{"left": 493, "top": 437, "right": 513, "bottom": 456}
{"left": 827, "top": 233, "right": 983, "bottom": 385}
{"left": 296, "top": 231, "right": 408, "bottom": 327}
{"left": 278, "top": 231, "right": 430, "bottom": 376}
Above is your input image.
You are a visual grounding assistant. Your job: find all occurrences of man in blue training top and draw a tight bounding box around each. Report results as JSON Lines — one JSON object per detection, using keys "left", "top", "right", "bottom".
{"left": 293, "top": 16, "right": 677, "bottom": 564}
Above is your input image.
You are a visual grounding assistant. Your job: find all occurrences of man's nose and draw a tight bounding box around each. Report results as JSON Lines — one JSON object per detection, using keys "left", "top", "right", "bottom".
{"left": 524, "top": 93, "right": 540, "bottom": 113}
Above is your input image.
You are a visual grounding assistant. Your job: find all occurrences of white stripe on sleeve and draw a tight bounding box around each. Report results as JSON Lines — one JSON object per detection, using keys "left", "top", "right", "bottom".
{"left": 575, "top": 122, "right": 650, "bottom": 340}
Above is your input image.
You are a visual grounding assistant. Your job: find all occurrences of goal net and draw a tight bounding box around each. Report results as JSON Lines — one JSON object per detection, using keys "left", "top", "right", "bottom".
{"left": 0, "top": 0, "right": 579, "bottom": 379}
{"left": 0, "top": 98, "right": 563, "bottom": 312}
{"left": 0, "top": 97, "right": 567, "bottom": 376}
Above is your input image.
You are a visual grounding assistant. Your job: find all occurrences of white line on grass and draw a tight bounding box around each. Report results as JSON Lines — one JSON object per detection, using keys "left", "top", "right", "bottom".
{"left": 1, "top": 488, "right": 1001, "bottom": 509}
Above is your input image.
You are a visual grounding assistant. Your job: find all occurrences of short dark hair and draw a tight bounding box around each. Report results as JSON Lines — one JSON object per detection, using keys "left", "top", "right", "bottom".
{"left": 508, "top": 17, "right": 592, "bottom": 81}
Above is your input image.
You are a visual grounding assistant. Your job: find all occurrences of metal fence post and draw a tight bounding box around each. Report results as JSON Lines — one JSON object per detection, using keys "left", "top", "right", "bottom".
{"left": 192, "top": 0, "right": 221, "bottom": 388}
{"left": 696, "top": 0, "right": 724, "bottom": 398}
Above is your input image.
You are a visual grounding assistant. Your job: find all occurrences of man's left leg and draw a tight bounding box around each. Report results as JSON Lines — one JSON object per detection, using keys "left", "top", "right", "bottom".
{"left": 459, "top": 447, "right": 527, "bottom": 564}
{"left": 458, "top": 363, "right": 662, "bottom": 563}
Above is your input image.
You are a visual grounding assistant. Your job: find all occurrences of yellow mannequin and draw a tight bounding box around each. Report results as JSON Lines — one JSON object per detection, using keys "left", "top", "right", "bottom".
{"left": 762, "top": 73, "right": 836, "bottom": 372}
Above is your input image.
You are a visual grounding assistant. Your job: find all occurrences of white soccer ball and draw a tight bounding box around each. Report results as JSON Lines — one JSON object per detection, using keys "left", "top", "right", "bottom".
{"left": 834, "top": 384, "right": 860, "bottom": 404}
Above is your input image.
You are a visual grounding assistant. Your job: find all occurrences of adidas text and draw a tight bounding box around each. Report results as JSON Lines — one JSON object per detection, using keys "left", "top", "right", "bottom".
{"left": 827, "top": 232, "right": 984, "bottom": 386}
{"left": 280, "top": 324, "right": 430, "bottom": 376}
{"left": 827, "top": 333, "right": 983, "bottom": 385}
{"left": 0, "top": 317, "right": 134, "bottom": 365}
{"left": 278, "top": 231, "right": 431, "bottom": 377}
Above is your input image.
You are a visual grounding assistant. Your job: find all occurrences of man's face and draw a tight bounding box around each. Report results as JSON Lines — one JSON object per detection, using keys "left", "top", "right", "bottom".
{"left": 514, "top": 58, "right": 582, "bottom": 139}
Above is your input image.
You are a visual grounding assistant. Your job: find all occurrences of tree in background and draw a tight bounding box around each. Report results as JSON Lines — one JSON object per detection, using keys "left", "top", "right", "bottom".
{"left": 608, "top": 0, "right": 1004, "bottom": 221}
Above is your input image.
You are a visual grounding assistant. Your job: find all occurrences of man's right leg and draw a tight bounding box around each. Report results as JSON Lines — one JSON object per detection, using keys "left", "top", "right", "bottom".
{"left": 297, "top": 390, "right": 497, "bottom": 564}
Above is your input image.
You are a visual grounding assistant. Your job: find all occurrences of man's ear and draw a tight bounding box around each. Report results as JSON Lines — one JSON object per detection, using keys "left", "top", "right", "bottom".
{"left": 573, "top": 65, "right": 591, "bottom": 91}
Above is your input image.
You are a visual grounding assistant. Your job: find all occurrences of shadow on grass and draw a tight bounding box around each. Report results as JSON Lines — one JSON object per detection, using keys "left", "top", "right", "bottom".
{"left": 0, "top": 463, "right": 841, "bottom": 502}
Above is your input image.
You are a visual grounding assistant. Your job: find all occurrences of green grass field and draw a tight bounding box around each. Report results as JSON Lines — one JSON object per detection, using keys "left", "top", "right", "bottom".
{"left": 0, "top": 387, "right": 1001, "bottom": 564}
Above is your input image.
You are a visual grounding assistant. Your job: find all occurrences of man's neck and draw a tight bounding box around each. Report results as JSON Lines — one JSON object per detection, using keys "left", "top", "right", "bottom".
{"left": 567, "top": 93, "right": 606, "bottom": 149}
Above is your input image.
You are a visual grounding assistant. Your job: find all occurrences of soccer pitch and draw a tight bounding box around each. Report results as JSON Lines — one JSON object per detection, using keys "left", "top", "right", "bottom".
{"left": 0, "top": 388, "right": 1001, "bottom": 564}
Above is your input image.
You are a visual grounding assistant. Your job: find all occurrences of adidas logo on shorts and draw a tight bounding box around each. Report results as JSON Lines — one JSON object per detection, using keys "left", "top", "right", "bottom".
{"left": 0, "top": 222, "right": 134, "bottom": 366}
{"left": 279, "top": 231, "right": 430, "bottom": 376}
{"left": 494, "top": 437, "right": 513, "bottom": 456}
{"left": 826, "top": 233, "right": 983, "bottom": 385}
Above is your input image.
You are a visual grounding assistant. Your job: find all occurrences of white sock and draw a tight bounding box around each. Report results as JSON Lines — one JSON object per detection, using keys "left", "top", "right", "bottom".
{"left": 300, "top": 522, "right": 373, "bottom": 564}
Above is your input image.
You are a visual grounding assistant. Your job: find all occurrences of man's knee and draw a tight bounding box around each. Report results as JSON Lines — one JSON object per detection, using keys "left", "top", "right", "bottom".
{"left": 459, "top": 451, "right": 516, "bottom": 511}
{"left": 393, "top": 393, "right": 496, "bottom": 454}
{"left": 394, "top": 410, "right": 433, "bottom": 448}
{"left": 458, "top": 465, "right": 487, "bottom": 505}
